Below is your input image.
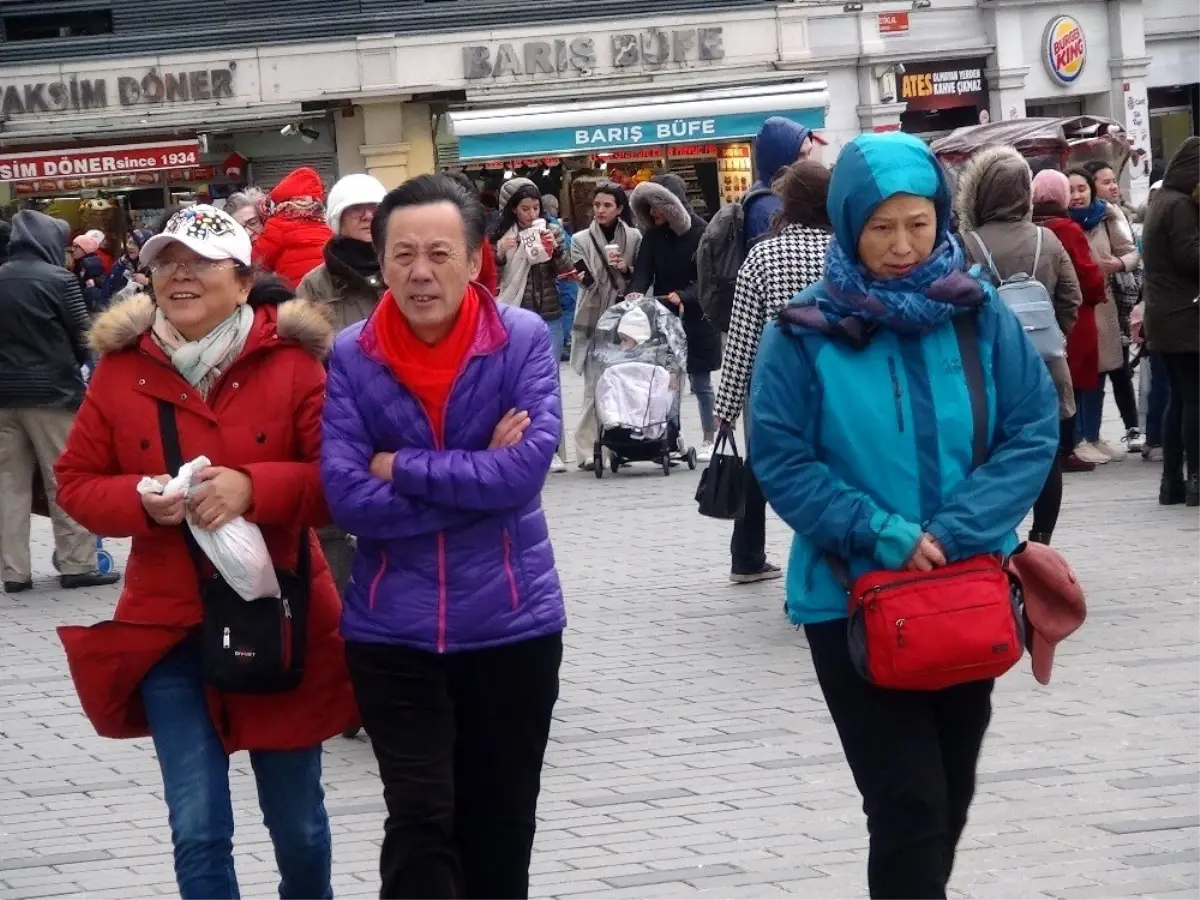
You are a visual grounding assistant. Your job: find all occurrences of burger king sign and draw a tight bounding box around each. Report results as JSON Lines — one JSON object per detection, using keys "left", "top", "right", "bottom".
{"left": 1044, "top": 16, "right": 1087, "bottom": 85}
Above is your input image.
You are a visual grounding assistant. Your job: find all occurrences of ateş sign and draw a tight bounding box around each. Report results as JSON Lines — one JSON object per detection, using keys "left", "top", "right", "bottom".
{"left": 0, "top": 140, "right": 202, "bottom": 183}
{"left": 900, "top": 60, "right": 987, "bottom": 111}
{"left": 1044, "top": 16, "right": 1086, "bottom": 86}
{"left": 464, "top": 27, "right": 724, "bottom": 79}
{"left": 456, "top": 108, "right": 824, "bottom": 161}
{"left": 878, "top": 12, "right": 910, "bottom": 35}
{"left": 0, "top": 68, "right": 235, "bottom": 116}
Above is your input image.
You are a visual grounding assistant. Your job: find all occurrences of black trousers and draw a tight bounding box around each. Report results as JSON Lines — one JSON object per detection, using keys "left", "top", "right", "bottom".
{"left": 1101, "top": 347, "right": 1139, "bottom": 432}
{"left": 1031, "top": 451, "right": 1063, "bottom": 540}
{"left": 1163, "top": 352, "right": 1200, "bottom": 484}
{"left": 731, "top": 416, "right": 767, "bottom": 574}
{"left": 345, "top": 633, "right": 563, "bottom": 900}
{"left": 805, "top": 621, "right": 994, "bottom": 900}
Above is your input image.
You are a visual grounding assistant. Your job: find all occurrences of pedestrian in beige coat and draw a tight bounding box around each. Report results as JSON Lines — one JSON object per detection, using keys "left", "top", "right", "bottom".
{"left": 1068, "top": 168, "right": 1142, "bottom": 458}
{"left": 956, "top": 145, "right": 1081, "bottom": 544}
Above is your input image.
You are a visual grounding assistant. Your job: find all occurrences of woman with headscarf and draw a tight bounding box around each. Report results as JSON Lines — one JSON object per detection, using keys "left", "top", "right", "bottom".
{"left": 70, "top": 233, "right": 107, "bottom": 314}
{"left": 1067, "top": 167, "right": 1141, "bottom": 460}
{"left": 955, "top": 147, "right": 1081, "bottom": 545}
{"left": 628, "top": 174, "right": 722, "bottom": 462}
{"left": 54, "top": 205, "right": 357, "bottom": 899}
{"left": 715, "top": 160, "right": 831, "bottom": 584}
{"left": 491, "top": 177, "right": 573, "bottom": 473}
{"left": 321, "top": 174, "right": 565, "bottom": 898}
{"left": 569, "top": 181, "right": 641, "bottom": 469}
{"left": 750, "top": 132, "right": 1058, "bottom": 899}
{"left": 103, "top": 229, "right": 154, "bottom": 304}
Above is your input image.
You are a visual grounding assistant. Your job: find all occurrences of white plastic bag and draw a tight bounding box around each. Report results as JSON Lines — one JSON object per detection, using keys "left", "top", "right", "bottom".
{"left": 137, "top": 455, "right": 280, "bottom": 601}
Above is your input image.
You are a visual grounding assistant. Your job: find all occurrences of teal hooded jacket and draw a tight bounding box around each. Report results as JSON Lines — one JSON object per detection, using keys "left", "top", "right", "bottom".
{"left": 748, "top": 133, "right": 1059, "bottom": 626}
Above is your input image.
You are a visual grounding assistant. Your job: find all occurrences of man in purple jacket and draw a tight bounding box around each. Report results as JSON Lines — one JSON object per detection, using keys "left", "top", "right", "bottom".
{"left": 321, "top": 174, "right": 566, "bottom": 899}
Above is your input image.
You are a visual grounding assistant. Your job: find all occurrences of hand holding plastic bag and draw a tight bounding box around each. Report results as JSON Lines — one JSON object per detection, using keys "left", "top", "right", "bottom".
{"left": 136, "top": 456, "right": 280, "bottom": 601}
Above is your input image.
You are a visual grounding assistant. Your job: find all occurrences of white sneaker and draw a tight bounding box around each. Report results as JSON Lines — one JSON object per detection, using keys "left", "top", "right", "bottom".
{"left": 1124, "top": 428, "right": 1145, "bottom": 454}
{"left": 1075, "top": 442, "right": 1110, "bottom": 465}
{"left": 696, "top": 440, "right": 715, "bottom": 464}
{"left": 1092, "top": 439, "right": 1124, "bottom": 461}
{"left": 549, "top": 455, "right": 567, "bottom": 474}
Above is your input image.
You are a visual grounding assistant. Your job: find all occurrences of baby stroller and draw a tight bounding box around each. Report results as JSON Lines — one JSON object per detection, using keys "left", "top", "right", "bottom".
{"left": 587, "top": 297, "right": 698, "bottom": 478}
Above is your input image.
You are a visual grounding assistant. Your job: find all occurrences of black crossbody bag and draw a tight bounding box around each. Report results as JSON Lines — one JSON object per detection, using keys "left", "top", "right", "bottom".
{"left": 157, "top": 399, "right": 309, "bottom": 694}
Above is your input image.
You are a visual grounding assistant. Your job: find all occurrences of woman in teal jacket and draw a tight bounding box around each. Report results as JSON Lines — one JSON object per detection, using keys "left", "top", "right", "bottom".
{"left": 750, "top": 133, "right": 1058, "bottom": 899}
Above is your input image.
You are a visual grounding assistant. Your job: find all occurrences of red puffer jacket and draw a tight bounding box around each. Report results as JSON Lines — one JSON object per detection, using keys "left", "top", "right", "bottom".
{"left": 254, "top": 168, "right": 333, "bottom": 288}
{"left": 54, "top": 293, "right": 357, "bottom": 752}
{"left": 1039, "top": 215, "right": 1106, "bottom": 392}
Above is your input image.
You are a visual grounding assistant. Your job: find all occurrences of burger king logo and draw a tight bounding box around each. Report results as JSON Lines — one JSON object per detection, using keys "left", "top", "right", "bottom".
{"left": 1044, "top": 16, "right": 1086, "bottom": 85}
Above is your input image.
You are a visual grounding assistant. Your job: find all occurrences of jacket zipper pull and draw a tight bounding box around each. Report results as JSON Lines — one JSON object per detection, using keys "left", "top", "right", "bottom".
{"left": 222, "top": 627, "right": 231, "bottom": 650}
{"left": 895, "top": 618, "right": 906, "bottom": 647}
{"left": 282, "top": 597, "right": 292, "bottom": 619}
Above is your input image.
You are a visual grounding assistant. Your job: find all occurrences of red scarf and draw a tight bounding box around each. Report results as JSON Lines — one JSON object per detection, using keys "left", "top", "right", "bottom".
{"left": 373, "top": 285, "right": 481, "bottom": 443}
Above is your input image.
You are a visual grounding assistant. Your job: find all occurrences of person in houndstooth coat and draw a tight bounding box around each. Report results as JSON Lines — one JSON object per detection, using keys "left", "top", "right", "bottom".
{"left": 715, "top": 160, "right": 832, "bottom": 584}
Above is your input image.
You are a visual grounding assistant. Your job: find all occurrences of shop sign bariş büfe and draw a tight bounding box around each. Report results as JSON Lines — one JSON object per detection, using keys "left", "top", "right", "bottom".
{"left": 0, "top": 141, "right": 202, "bottom": 183}
{"left": 899, "top": 60, "right": 988, "bottom": 112}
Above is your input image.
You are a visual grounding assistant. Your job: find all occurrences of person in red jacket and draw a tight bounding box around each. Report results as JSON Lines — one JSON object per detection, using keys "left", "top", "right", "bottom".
{"left": 54, "top": 205, "right": 356, "bottom": 899}
{"left": 1033, "top": 168, "right": 1108, "bottom": 472}
{"left": 253, "top": 167, "right": 333, "bottom": 288}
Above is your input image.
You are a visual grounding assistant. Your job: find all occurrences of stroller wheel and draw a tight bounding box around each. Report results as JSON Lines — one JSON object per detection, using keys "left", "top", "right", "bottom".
{"left": 96, "top": 550, "right": 115, "bottom": 575}
{"left": 687, "top": 448, "right": 698, "bottom": 470}
{"left": 51, "top": 551, "right": 61, "bottom": 573}
{"left": 610, "top": 455, "right": 621, "bottom": 475}
{"left": 594, "top": 448, "right": 605, "bottom": 479}
{"left": 661, "top": 455, "right": 672, "bottom": 476}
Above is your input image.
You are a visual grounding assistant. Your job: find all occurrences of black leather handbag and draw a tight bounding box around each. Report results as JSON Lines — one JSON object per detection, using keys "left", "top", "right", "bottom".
{"left": 695, "top": 424, "right": 747, "bottom": 520}
{"left": 157, "top": 400, "right": 309, "bottom": 695}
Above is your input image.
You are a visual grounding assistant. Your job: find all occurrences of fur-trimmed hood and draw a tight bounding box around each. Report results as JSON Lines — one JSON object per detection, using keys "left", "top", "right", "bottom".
{"left": 954, "top": 145, "right": 1033, "bottom": 232}
{"left": 88, "top": 293, "right": 334, "bottom": 359}
{"left": 631, "top": 179, "right": 693, "bottom": 236}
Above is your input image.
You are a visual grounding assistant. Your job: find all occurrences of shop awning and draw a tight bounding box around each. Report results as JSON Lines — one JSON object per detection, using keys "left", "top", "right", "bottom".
{"left": 449, "top": 82, "right": 828, "bottom": 162}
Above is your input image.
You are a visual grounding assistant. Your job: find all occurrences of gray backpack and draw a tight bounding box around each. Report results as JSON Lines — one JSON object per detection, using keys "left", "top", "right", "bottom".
{"left": 968, "top": 229, "right": 1065, "bottom": 360}
{"left": 696, "top": 188, "right": 772, "bottom": 333}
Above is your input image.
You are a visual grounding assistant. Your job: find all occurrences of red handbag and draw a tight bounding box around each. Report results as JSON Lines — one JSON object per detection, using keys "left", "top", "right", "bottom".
{"left": 846, "top": 555, "right": 1024, "bottom": 691}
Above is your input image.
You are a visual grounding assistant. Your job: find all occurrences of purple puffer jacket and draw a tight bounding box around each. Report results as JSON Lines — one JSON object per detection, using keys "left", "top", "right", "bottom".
{"left": 321, "top": 293, "right": 566, "bottom": 653}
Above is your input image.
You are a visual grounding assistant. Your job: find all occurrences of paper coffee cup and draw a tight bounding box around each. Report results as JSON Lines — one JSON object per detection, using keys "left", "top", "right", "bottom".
{"left": 605, "top": 243, "right": 620, "bottom": 262}
{"left": 532, "top": 218, "right": 547, "bottom": 231}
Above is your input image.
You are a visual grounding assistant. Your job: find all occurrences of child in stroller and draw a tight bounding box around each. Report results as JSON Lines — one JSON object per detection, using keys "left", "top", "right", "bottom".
{"left": 588, "top": 297, "right": 698, "bottom": 477}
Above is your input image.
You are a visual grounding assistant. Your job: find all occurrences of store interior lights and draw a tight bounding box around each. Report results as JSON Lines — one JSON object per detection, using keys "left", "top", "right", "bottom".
{"left": 503, "top": 169, "right": 514, "bottom": 180}
{"left": 542, "top": 167, "right": 551, "bottom": 177}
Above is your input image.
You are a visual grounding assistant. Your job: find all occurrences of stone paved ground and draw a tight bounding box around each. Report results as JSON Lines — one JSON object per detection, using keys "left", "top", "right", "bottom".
{"left": 1, "top": 371, "right": 1198, "bottom": 900}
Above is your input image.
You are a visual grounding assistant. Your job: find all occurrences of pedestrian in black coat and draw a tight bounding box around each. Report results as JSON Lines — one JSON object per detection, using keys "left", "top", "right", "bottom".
{"left": 629, "top": 174, "right": 722, "bottom": 456}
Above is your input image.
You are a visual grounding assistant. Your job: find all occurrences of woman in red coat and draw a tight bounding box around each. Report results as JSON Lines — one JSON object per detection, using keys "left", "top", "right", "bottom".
{"left": 54, "top": 205, "right": 355, "bottom": 900}
{"left": 253, "top": 167, "right": 334, "bottom": 288}
{"left": 1033, "top": 168, "right": 1108, "bottom": 471}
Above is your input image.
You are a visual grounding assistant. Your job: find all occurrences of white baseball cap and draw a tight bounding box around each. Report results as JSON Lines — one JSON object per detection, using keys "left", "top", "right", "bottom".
{"left": 140, "top": 204, "right": 253, "bottom": 269}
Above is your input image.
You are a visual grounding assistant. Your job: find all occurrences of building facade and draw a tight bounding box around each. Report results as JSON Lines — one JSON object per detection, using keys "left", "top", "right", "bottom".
{"left": 1, "top": 0, "right": 1195, "bottom": 220}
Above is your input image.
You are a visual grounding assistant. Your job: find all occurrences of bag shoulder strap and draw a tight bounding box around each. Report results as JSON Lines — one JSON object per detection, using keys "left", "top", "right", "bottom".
{"left": 156, "top": 399, "right": 209, "bottom": 578}
{"left": 968, "top": 231, "right": 1001, "bottom": 282}
{"left": 1031, "top": 226, "right": 1044, "bottom": 274}
{"left": 587, "top": 231, "right": 624, "bottom": 292}
{"left": 952, "top": 313, "right": 989, "bottom": 470}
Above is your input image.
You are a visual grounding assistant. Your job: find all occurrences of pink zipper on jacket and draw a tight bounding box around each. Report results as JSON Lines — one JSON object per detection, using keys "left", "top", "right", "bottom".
{"left": 501, "top": 529, "right": 520, "bottom": 610}
{"left": 367, "top": 550, "right": 388, "bottom": 612}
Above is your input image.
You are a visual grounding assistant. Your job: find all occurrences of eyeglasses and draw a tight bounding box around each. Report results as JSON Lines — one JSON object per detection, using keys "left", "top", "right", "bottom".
{"left": 149, "top": 259, "right": 234, "bottom": 279}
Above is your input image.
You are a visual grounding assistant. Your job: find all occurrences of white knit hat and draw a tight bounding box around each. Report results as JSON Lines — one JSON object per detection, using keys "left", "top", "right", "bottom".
{"left": 326, "top": 173, "right": 387, "bottom": 234}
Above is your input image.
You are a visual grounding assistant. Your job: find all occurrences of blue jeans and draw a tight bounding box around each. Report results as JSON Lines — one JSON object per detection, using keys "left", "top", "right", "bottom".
{"left": 140, "top": 646, "right": 332, "bottom": 900}
{"left": 1074, "top": 387, "right": 1103, "bottom": 444}
{"left": 1146, "top": 353, "right": 1169, "bottom": 447}
{"left": 544, "top": 316, "right": 567, "bottom": 456}
{"left": 690, "top": 371, "right": 716, "bottom": 439}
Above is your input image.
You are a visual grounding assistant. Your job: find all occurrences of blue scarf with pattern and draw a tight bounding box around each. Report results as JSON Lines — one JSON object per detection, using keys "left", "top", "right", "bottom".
{"left": 1069, "top": 198, "right": 1107, "bottom": 232}
{"left": 807, "top": 236, "right": 987, "bottom": 336}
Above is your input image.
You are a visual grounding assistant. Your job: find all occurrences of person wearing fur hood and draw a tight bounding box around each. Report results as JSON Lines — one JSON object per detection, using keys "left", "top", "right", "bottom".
{"left": 54, "top": 205, "right": 356, "bottom": 899}
{"left": 956, "top": 145, "right": 1081, "bottom": 545}
{"left": 254, "top": 167, "right": 334, "bottom": 289}
{"left": 629, "top": 174, "right": 722, "bottom": 460}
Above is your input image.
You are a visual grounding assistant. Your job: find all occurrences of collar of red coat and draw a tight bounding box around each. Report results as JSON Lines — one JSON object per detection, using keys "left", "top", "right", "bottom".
{"left": 88, "top": 292, "right": 334, "bottom": 364}
{"left": 357, "top": 282, "right": 509, "bottom": 367}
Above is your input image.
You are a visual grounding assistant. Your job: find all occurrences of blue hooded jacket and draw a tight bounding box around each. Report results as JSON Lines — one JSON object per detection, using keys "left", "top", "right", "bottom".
{"left": 748, "top": 133, "right": 1058, "bottom": 626}
{"left": 744, "top": 117, "right": 813, "bottom": 248}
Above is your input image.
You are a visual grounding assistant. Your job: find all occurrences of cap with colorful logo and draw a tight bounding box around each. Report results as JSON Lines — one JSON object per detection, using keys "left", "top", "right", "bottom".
{"left": 139, "top": 204, "right": 253, "bottom": 270}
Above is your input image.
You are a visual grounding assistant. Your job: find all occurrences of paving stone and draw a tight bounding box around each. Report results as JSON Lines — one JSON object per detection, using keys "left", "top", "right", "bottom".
{"left": 0, "top": 385, "right": 1195, "bottom": 899}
